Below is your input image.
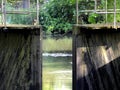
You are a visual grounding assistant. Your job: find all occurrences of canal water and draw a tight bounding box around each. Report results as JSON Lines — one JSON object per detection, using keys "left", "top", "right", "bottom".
{"left": 43, "top": 52, "right": 72, "bottom": 90}
{"left": 42, "top": 53, "right": 72, "bottom": 90}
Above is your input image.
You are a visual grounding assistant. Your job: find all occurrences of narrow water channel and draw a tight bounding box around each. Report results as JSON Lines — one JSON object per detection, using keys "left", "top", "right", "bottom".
{"left": 42, "top": 36, "right": 72, "bottom": 90}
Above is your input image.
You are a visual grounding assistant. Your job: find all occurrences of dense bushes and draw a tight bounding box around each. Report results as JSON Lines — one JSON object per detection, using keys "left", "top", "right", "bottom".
{"left": 107, "top": 0, "right": 120, "bottom": 22}
{"left": 39, "top": 0, "right": 105, "bottom": 33}
{"left": 39, "top": 0, "right": 76, "bottom": 34}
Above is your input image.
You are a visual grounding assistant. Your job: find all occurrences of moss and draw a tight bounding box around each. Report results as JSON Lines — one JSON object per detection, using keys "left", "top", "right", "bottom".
{"left": 0, "top": 33, "right": 33, "bottom": 90}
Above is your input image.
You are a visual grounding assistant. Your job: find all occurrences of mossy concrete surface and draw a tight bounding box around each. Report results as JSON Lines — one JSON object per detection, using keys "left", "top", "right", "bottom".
{"left": 73, "top": 27, "right": 120, "bottom": 90}
{"left": 0, "top": 29, "right": 41, "bottom": 90}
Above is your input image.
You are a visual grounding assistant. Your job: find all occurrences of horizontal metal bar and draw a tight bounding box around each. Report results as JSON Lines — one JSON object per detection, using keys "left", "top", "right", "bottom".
{"left": 0, "top": 11, "right": 37, "bottom": 14}
{"left": 96, "top": 12, "right": 120, "bottom": 14}
{"left": 0, "top": 9, "right": 120, "bottom": 14}
{"left": 79, "top": 9, "right": 120, "bottom": 13}
{"left": 79, "top": 10, "right": 95, "bottom": 13}
{"left": 107, "top": 9, "right": 120, "bottom": 11}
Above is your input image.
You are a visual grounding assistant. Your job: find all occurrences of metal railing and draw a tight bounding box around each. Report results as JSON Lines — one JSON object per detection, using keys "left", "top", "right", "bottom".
{"left": 0, "top": 0, "right": 40, "bottom": 27}
{"left": 76, "top": 0, "right": 118, "bottom": 28}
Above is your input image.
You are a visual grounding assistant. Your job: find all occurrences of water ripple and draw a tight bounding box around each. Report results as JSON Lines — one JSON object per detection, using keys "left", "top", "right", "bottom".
{"left": 43, "top": 53, "right": 72, "bottom": 57}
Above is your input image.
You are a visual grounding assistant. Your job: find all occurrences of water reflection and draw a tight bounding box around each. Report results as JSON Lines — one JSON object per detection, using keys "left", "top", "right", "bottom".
{"left": 42, "top": 53, "right": 72, "bottom": 90}
{"left": 43, "top": 53, "right": 72, "bottom": 57}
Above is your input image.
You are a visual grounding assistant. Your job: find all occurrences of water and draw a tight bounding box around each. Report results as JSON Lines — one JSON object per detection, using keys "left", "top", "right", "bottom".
{"left": 42, "top": 53, "right": 72, "bottom": 90}
{"left": 43, "top": 53, "right": 72, "bottom": 57}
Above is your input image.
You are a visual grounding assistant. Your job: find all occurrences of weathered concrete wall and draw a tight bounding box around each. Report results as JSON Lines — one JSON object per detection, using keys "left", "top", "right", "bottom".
{"left": 0, "top": 29, "right": 42, "bottom": 90}
{"left": 73, "top": 27, "right": 120, "bottom": 90}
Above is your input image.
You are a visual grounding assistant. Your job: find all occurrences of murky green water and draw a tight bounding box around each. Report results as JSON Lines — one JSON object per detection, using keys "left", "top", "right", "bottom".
{"left": 42, "top": 54, "right": 72, "bottom": 90}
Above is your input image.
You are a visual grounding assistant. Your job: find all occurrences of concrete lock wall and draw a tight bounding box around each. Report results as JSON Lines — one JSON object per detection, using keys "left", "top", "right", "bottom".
{"left": 0, "top": 28, "right": 42, "bottom": 90}
{"left": 73, "top": 27, "right": 120, "bottom": 90}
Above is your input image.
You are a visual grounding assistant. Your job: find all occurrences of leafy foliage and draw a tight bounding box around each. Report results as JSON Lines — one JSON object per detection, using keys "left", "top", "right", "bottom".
{"left": 4, "top": 0, "right": 120, "bottom": 33}
{"left": 39, "top": 0, "right": 76, "bottom": 34}
{"left": 88, "top": 13, "right": 104, "bottom": 24}
{"left": 78, "top": 0, "right": 105, "bottom": 24}
{"left": 107, "top": 0, "right": 120, "bottom": 22}
{"left": 7, "top": 13, "right": 36, "bottom": 24}
{"left": 88, "top": 13, "right": 98, "bottom": 24}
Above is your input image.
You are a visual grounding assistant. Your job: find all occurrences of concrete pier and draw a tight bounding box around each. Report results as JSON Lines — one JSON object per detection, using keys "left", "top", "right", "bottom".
{"left": 73, "top": 25, "right": 120, "bottom": 90}
{"left": 0, "top": 26, "right": 42, "bottom": 90}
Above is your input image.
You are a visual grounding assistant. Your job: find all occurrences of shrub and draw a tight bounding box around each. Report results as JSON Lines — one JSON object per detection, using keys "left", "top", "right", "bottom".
{"left": 39, "top": 0, "right": 75, "bottom": 34}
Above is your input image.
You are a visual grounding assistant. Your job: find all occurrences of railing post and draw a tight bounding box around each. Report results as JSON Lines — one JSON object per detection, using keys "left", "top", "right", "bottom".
{"left": 114, "top": 0, "right": 116, "bottom": 28}
{"left": 2, "top": 0, "right": 3, "bottom": 25}
{"left": 105, "top": 0, "right": 107, "bottom": 23}
{"left": 76, "top": 0, "right": 78, "bottom": 24}
{"left": 2, "top": 0, "right": 6, "bottom": 27}
{"left": 94, "top": 0, "right": 97, "bottom": 12}
{"left": 37, "top": 0, "right": 39, "bottom": 25}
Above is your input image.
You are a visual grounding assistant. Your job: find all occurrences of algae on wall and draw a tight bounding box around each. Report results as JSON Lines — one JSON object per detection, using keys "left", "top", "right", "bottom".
{"left": 0, "top": 29, "right": 41, "bottom": 90}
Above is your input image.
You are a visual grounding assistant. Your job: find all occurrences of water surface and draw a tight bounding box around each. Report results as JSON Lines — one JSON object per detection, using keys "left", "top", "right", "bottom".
{"left": 42, "top": 53, "right": 72, "bottom": 90}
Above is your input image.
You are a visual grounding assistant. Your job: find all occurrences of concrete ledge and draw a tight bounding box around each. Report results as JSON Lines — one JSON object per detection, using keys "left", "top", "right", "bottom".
{"left": 0, "top": 24, "right": 41, "bottom": 30}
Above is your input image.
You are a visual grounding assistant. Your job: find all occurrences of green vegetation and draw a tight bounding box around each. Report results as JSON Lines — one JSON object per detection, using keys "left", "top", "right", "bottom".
{"left": 43, "top": 37, "right": 72, "bottom": 52}
{"left": 39, "top": 0, "right": 76, "bottom": 34}
{"left": 39, "top": 0, "right": 105, "bottom": 33}
{"left": 7, "top": 13, "right": 36, "bottom": 24}
{"left": 78, "top": 0, "right": 105, "bottom": 24}
{"left": 2, "top": 0, "right": 120, "bottom": 33}
{"left": 107, "top": 0, "right": 120, "bottom": 22}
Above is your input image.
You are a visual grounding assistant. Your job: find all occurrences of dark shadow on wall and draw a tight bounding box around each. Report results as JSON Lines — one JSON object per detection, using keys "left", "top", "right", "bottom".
{"left": 77, "top": 56, "right": 120, "bottom": 90}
